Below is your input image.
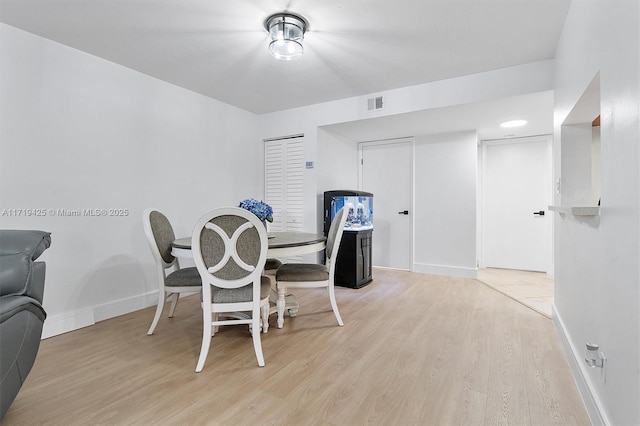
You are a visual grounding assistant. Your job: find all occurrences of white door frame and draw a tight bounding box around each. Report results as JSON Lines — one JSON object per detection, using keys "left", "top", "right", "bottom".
{"left": 358, "top": 138, "right": 414, "bottom": 271}
{"left": 479, "top": 135, "right": 553, "bottom": 274}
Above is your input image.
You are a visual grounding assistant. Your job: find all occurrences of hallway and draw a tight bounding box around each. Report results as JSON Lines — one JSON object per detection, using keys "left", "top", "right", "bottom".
{"left": 477, "top": 268, "right": 553, "bottom": 318}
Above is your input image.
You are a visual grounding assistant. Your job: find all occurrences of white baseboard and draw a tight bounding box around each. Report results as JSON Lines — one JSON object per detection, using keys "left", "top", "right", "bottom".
{"left": 42, "top": 307, "right": 95, "bottom": 339}
{"left": 552, "top": 303, "right": 609, "bottom": 425}
{"left": 41, "top": 291, "right": 159, "bottom": 339}
{"left": 412, "top": 262, "right": 477, "bottom": 279}
{"left": 93, "top": 291, "right": 158, "bottom": 323}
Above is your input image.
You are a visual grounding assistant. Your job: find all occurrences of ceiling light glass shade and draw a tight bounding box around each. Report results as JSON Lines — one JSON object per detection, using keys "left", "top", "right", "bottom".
{"left": 265, "top": 13, "right": 307, "bottom": 60}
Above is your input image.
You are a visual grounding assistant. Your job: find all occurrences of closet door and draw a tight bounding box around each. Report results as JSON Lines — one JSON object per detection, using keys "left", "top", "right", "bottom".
{"left": 264, "top": 136, "right": 304, "bottom": 233}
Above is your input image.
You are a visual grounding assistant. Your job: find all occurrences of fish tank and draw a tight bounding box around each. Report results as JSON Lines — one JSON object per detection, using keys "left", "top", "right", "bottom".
{"left": 323, "top": 190, "right": 374, "bottom": 235}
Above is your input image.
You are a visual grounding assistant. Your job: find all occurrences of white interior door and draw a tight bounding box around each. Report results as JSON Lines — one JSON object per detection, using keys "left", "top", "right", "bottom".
{"left": 359, "top": 140, "right": 412, "bottom": 270}
{"left": 481, "top": 136, "right": 552, "bottom": 272}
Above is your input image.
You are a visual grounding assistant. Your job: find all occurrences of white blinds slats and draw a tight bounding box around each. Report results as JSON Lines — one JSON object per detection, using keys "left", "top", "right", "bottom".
{"left": 265, "top": 137, "right": 304, "bottom": 234}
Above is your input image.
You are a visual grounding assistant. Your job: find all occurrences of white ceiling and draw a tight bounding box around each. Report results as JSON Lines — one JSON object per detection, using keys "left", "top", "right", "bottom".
{"left": 0, "top": 0, "right": 570, "bottom": 139}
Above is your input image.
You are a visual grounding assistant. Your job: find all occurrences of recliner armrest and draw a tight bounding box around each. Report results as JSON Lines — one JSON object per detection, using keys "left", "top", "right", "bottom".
{"left": 0, "top": 230, "right": 51, "bottom": 260}
{"left": 27, "top": 262, "right": 46, "bottom": 304}
{"left": 0, "top": 255, "right": 45, "bottom": 302}
{"left": 0, "top": 230, "right": 50, "bottom": 300}
{"left": 0, "top": 253, "right": 32, "bottom": 297}
{"left": 0, "top": 295, "right": 46, "bottom": 324}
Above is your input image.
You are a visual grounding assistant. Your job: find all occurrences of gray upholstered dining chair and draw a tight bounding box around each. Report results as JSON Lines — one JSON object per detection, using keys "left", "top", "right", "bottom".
{"left": 275, "top": 207, "right": 348, "bottom": 328}
{"left": 143, "top": 208, "right": 201, "bottom": 335}
{"left": 191, "top": 207, "right": 271, "bottom": 371}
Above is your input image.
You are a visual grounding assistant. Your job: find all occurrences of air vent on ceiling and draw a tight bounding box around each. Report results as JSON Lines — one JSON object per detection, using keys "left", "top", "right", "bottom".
{"left": 367, "top": 96, "right": 384, "bottom": 111}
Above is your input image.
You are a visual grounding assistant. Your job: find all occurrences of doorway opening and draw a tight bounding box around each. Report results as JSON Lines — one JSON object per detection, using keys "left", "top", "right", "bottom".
{"left": 477, "top": 268, "right": 553, "bottom": 318}
{"left": 479, "top": 135, "right": 554, "bottom": 317}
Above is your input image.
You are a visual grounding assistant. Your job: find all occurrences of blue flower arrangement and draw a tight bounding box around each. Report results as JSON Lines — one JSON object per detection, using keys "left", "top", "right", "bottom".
{"left": 239, "top": 198, "right": 274, "bottom": 222}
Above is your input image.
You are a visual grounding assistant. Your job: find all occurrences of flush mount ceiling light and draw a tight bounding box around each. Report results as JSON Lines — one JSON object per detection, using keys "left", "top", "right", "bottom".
{"left": 264, "top": 12, "right": 308, "bottom": 61}
{"left": 500, "top": 119, "right": 528, "bottom": 128}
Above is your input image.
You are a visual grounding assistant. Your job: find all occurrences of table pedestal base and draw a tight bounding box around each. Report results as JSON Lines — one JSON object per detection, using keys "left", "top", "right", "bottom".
{"left": 269, "top": 290, "right": 298, "bottom": 327}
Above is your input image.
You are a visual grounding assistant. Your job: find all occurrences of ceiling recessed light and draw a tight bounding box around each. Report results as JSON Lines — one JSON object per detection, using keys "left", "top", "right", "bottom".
{"left": 500, "top": 119, "right": 527, "bottom": 128}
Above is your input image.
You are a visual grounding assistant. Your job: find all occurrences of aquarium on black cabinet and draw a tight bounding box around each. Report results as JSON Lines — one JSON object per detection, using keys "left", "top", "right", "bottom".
{"left": 323, "top": 190, "right": 374, "bottom": 288}
{"left": 323, "top": 190, "right": 373, "bottom": 235}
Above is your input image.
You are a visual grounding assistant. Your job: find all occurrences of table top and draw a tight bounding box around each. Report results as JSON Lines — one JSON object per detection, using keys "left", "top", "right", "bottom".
{"left": 172, "top": 232, "right": 325, "bottom": 250}
{"left": 266, "top": 232, "right": 325, "bottom": 249}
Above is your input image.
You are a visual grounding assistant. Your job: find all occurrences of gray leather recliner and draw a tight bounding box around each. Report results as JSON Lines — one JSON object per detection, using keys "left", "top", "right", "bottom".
{"left": 0, "top": 230, "right": 51, "bottom": 420}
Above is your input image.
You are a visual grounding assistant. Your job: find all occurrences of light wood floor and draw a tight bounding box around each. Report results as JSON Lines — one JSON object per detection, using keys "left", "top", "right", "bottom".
{"left": 4, "top": 268, "right": 589, "bottom": 425}
{"left": 477, "top": 268, "right": 554, "bottom": 318}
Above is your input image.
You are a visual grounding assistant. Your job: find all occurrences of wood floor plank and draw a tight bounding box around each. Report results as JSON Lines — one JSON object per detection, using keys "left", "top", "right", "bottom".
{"left": 3, "top": 268, "right": 590, "bottom": 425}
{"left": 483, "top": 295, "right": 533, "bottom": 425}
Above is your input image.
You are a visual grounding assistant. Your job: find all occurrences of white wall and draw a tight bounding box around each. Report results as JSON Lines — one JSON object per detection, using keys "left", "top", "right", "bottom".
{"left": 258, "top": 62, "right": 553, "bottom": 276}
{"left": 413, "top": 131, "right": 478, "bottom": 277}
{"left": 316, "top": 128, "right": 478, "bottom": 278}
{"left": 551, "top": 1, "right": 639, "bottom": 424}
{"left": 0, "top": 24, "right": 262, "bottom": 337}
{"left": 316, "top": 127, "right": 359, "bottom": 229}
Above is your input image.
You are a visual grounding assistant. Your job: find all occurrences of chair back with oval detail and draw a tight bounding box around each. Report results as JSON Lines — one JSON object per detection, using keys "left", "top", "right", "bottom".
{"left": 191, "top": 207, "right": 271, "bottom": 371}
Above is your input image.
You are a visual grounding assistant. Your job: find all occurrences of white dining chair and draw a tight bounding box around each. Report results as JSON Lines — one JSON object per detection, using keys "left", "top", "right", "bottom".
{"left": 143, "top": 208, "right": 201, "bottom": 335}
{"left": 191, "top": 207, "right": 271, "bottom": 371}
{"left": 275, "top": 207, "right": 348, "bottom": 328}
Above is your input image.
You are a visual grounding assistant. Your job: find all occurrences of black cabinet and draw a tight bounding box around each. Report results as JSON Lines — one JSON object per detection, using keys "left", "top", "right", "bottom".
{"left": 323, "top": 190, "right": 374, "bottom": 289}
{"left": 335, "top": 229, "right": 373, "bottom": 288}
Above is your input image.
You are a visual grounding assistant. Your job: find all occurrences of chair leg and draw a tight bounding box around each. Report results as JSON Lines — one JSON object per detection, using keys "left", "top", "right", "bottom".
{"left": 196, "top": 307, "right": 212, "bottom": 372}
{"left": 168, "top": 292, "right": 179, "bottom": 317}
{"left": 328, "top": 284, "right": 344, "bottom": 326}
{"left": 276, "top": 286, "right": 287, "bottom": 328}
{"left": 212, "top": 313, "right": 218, "bottom": 336}
{"left": 251, "top": 314, "right": 265, "bottom": 367}
{"left": 261, "top": 303, "right": 269, "bottom": 333}
{"left": 147, "top": 292, "right": 166, "bottom": 335}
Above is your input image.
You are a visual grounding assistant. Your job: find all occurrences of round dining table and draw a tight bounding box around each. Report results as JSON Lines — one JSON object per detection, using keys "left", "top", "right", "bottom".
{"left": 170, "top": 231, "right": 326, "bottom": 259}
{"left": 171, "top": 231, "right": 327, "bottom": 324}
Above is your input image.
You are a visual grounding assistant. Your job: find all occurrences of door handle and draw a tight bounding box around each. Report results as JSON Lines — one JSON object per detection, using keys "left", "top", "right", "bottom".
{"left": 533, "top": 210, "right": 545, "bottom": 216}
{"left": 398, "top": 210, "right": 409, "bottom": 215}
